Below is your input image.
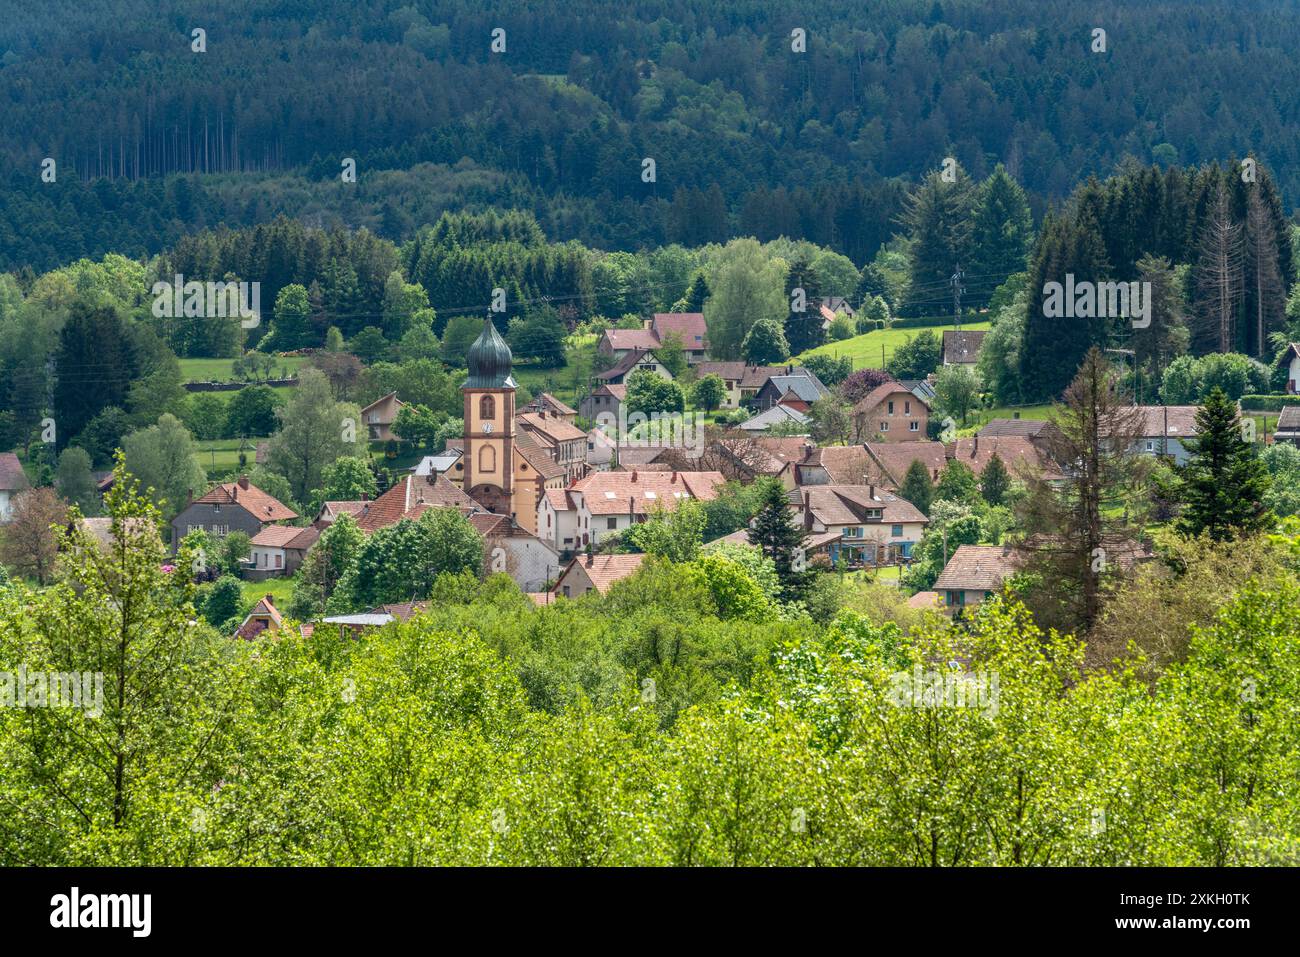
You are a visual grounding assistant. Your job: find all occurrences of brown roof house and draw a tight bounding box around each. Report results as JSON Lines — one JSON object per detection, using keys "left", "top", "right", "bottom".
{"left": 597, "top": 313, "right": 709, "bottom": 365}
{"left": 1275, "top": 404, "right": 1300, "bottom": 447}
{"left": 516, "top": 409, "right": 589, "bottom": 484}
{"left": 553, "top": 553, "right": 647, "bottom": 599}
{"left": 596, "top": 349, "right": 674, "bottom": 387}
{"left": 171, "top": 476, "right": 297, "bottom": 551}
{"left": 789, "top": 484, "right": 929, "bottom": 566}
{"left": 234, "top": 594, "right": 285, "bottom": 640}
{"left": 943, "top": 330, "right": 987, "bottom": 368}
{"left": 246, "top": 524, "right": 319, "bottom": 580}
{"left": 853, "top": 382, "right": 930, "bottom": 442}
{"left": 0, "top": 452, "right": 31, "bottom": 523}
{"left": 359, "top": 391, "right": 405, "bottom": 443}
{"left": 579, "top": 383, "right": 627, "bottom": 427}
{"left": 931, "top": 544, "right": 1024, "bottom": 613}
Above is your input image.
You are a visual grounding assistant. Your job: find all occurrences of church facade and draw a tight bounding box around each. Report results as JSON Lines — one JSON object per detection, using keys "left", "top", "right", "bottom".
{"left": 461, "top": 315, "right": 565, "bottom": 535}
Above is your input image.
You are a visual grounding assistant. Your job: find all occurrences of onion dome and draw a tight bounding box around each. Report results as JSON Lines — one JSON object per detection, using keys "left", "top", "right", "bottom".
{"left": 463, "top": 315, "right": 516, "bottom": 389}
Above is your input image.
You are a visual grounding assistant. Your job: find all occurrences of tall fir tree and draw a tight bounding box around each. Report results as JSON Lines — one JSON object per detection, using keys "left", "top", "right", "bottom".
{"left": 899, "top": 459, "right": 934, "bottom": 515}
{"left": 747, "top": 478, "right": 811, "bottom": 603}
{"left": 1176, "top": 387, "right": 1274, "bottom": 542}
{"left": 969, "top": 165, "right": 1033, "bottom": 306}
{"left": 980, "top": 453, "right": 1011, "bottom": 506}
{"left": 783, "top": 256, "right": 824, "bottom": 355}
{"left": 900, "top": 165, "right": 975, "bottom": 317}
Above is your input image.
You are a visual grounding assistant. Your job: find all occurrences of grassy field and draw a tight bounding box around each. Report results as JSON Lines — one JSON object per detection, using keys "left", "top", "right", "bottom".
{"left": 179, "top": 355, "right": 304, "bottom": 382}
{"left": 796, "top": 321, "right": 992, "bottom": 369}
{"left": 241, "top": 576, "right": 295, "bottom": 612}
{"left": 195, "top": 439, "right": 256, "bottom": 478}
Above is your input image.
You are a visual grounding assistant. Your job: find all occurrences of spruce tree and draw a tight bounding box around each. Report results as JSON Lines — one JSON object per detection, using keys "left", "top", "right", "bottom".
{"left": 899, "top": 459, "right": 934, "bottom": 515}
{"left": 969, "top": 165, "right": 1033, "bottom": 304}
{"left": 783, "top": 256, "right": 824, "bottom": 355}
{"left": 747, "top": 478, "right": 811, "bottom": 603}
{"left": 1177, "top": 387, "right": 1274, "bottom": 541}
{"left": 980, "top": 453, "right": 1011, "bottom": 506}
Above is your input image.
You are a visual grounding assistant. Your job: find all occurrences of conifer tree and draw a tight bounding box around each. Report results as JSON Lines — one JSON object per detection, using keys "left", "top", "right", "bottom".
{"left": 980, "top": 453, "right": 1011, "bottom": 506}
{"left": 747, "top": 479, "right": 811, "bottom": 603}
{"left": 1177, "top": 387, "right": 1274, "bottom": 542}
{"left": 899, "top": 459, "right": 934, "bottom": 515}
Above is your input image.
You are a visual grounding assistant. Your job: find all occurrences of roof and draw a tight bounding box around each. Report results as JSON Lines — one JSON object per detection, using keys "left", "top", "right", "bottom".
{"left": 556, "top": 553, "right": 647, "bottom": 595}
{"left": 286, "top": 525, "right": 320, "bottom": 550}
{"left": 319, "top": 500, "right": 368, "bottom": 522}
{"left": 356, "top": 474, "right": 479, "bottom": 533}
{"left": 854, "top": 381, "right": 926, "bottom": 413}
{"left": 193, "top": 479, "right": 297, "bottom": 522}
{"left": 695, "top": 361, "right": 747, "bottom": 382}
{"left": 948, "top": 435, "right": 1056, "bottom": 479}
{"left": 652, "top": 312, "right": 708, "bottom": 346}
{"left": 790, "top": 485, "right": 929, "bottom": 528}
{"left": 907, "top": 590, "right": 944, "bottom": 610}
{"left": 596, "top": 349, "right": 666, "bottom": 382}
{"left": 516, "top": 411, "right": 587, "bottom": 443}
{"left": 543, "top": 488, "right": 574, "bottom": 512}
{"left": 932, "top": 544, "right": 1022, "bottom": 592}
{"left": 864, "top": 441, "right": 948, "bottom": 487}
{"left": 235, "top": 595, "right": 283, "bottom": 640}
{"left": 614, "top": 445, "right": 678, "bottom": 466}
{"left": 375, "top": 601, "right": 429, "bottom": 622}
{"left": 468, "top": 512, "right": 509, "bottom": 537}
{"left": 762, "top": 375, "right": 827, "bottom": 404}
{"left": 249, "top": 524, "right": 309, "bottom": 548}
{"left": 588, "top": 383, "right": 627, "bottom": 401}
{"left": 600, "top": 328, "right": 662, "bottom": 353}
{"left": 359, "top": 391, "right": 404, "bottom": 418}
{"left": 1130, "top": 405, "right": 1200, "bottom": 439}
{"left": 75, "top": 516, "right": 157, "bottom": 549}
{"left": 321, "top": 613, "right": 395, "bottom": 628}
{"left": 571, "top": 469, "right": 726, "bottom": 515}
{"left": 514, "top": 431, "right": 567, "bottom": 481}
{"left": 943, "top": 329, "right": 987, "bottom": 364}
{"left": 533, "top": 392, "right": 576, "bottom": 416}
{"left": 464, "top": 316, "right": 516, "bottom": 389}
{"left": 720, "top": 435, "right": 813, "bottom": 474}
{"left": 792, "top": 444, "right": 878, "bottom": 485}
{"left": 0, "top": 452, "right": 30, "bottom": 492}
{"left": 738, "top": 405, "right": 810, "bottom": 432}
{"left": 977, "top": 417, "right": 1053, "bottom": 438}
{"left": 413, "top": 450, "right": 462, "bottom": 476}
{"left": 1276, "top": 405, "right": 1300, "bottom": 435}
{"left": 525, "top": 592, "right": 553, "bottom": 606}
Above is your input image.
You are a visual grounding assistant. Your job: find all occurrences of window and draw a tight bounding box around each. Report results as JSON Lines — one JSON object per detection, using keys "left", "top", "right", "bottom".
{"left": 562, "top": 585, "right": 571, "bottom": 597}
{"left": 880, "top": 421, "right": 889, "bottom": 431}
{"left": 1145, "top": 441, "right": 1155, "bottom": 451}
{"left": 891, "top": 524, "right": 903, "bottom": 537}
{"left": 887, "top": 400, "right": 894, "bottom": 414}
{"left": 909, "top": 421, "right": 920, "bottom": 432}
{"left": 607, "top": 518, "right": 618, "bottom": 529}
{"left": 478, "top": 445, "right": 496, "bottom": 472}
{"left": 275, "top": 554, "right": 282, "bottom": 569}
{"left": 904, "top": 401, "right": 911, "bottom": 414}
{"left": 479, "top": 395, "right": 495, "bottom": 420}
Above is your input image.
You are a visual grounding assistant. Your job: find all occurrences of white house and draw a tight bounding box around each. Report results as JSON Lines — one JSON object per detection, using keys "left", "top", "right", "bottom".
{"left": 788, "top": 484, "right": 928, "bottom": 565}
{"left": 547, "top": 469, "right": 727, "bottom": 551}
{"left": 0, "top": 452, "right": 30, "bottom": 523}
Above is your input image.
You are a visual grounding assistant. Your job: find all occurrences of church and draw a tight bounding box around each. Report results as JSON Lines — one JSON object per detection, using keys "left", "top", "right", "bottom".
{"left": 460, "top": 315, "right": 566, "bottom": 535}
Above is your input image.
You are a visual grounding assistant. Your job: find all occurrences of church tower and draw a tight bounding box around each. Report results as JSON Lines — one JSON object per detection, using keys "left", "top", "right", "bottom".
{"left": 461, "top": 314, "right": 516, "bottom": 516}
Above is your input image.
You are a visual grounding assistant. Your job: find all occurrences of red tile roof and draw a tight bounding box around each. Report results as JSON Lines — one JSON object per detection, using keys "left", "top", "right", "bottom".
{"left": 516, "top": 411, "right": 587, "bottom": 443}
{"left": 942, "top": 329, "right": 987, "bottom": 364}
{"left": 355, "top": 474, "right": 478, "bottom": 533}
{"left": 0, "top": 452, "right": 31, "bottom": 492}
{"left": 235, "top": 595, "right": 283, "bottom": 640}
{"left": 600, "top": 328, "right": 661, "bottom": 353}
{"left": 195, "top": 478, "right": 297, "bottom": 522}
{"left": 249, "top": 524, "right": 308, "bottom": 548}
{"left": 948, "top": 435, "right": 1056, "bottom": 480}
{"left": 572, "top": 469, "right": 726, "bottom": 515}
{"left": 652, "top": 312, "right": 708, "bottom": 347}
{"left": 854, "top": 381, "right": 924, "bottom": 414}
{"left": 514, "top": 431, "right": 567, "bottom": 480}
{"left": 556, "top": 553, "right": 647, "bottom": 595}
{"left": 864, "top": 441, "right": 948, "bottom": 487}
{"left": 932, "top": 544, "right": 1023, "bottom": 592}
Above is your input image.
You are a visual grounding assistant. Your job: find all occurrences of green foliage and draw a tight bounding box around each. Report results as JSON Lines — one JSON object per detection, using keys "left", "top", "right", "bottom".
{"left": 1177, "top": 388, "right": 1275, "bottom": 541}
{"left": 225, "top": 385, "right": 280, "bottom": 438}
{"left": 55, "top": 446, "right": 99, "bottom": 516}
{"left": 623, "top": 500, "right": 706, "bottom": 563}
{"left": 747, "top": 478, "right": 811, "bottom": 603}
{"left": 337, "top": 508, "right": 483, "bottom": 610}
{"left": 885, "top": 329, "right": 942, "bottom": 380}
{"left": 202, "top": 574, "right": 244, "bottom": 628}
{"left": 980, "top": 454, "right": 1011, "bottom": 506}
{"left": 741, "top": 317, "right": 789, "bottom": 364}
{"left": 690, "top": 373, "right": 726, "bottom": 412}
{"left": 625, "top": 369, "right": 685, "bottom": 417}
{"left": 935, "top": 461, "right": 981, "bottom": 506}
{"left": 899, "top": 459, "right": 934, "bottom": 515}
{"left": 121, "top": 413, "right": 208, "bottom": 516}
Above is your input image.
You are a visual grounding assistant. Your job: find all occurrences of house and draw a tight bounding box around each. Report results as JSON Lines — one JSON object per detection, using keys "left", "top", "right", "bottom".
{"left": 863, "top": 441, "right": 949, "bottom": 490}
{"left": 651, "top": 312, "right": 709, "bottom": 364}
{"left": 359, "top": 391, "right": 405, "bottom": 442}
{"left": 1128, "top": 405, "right": 1200, "bottom": 465}
{"left": 521, "top": 392, "right": 578, "bottom": 424}
{"left": 818, "top": 297, "right": 856, "bottom": 331}
{"left": 738, "top": 404, "right": 810, "bottom": 433}
{"left": 412, "top": 448, "right": 464, "bottom": 485}
{"left": 585, "top": 426, "right": 618, "bottom": 471}
{"left": 470, "top": 511, "right": 560, "bottom": 592}
{"left": 579, "top": 384, "right": 626, "bottom": 423}
{"left": 1274, "top": 405, "right": 1300, "bottom": 447}
{"left": 977, "top": 416, "right": 1054, "bottom": 439}
{"left": 553, "top": 553, "right": 647, "bottom": 599}
{"left": 315, "top": 500, "right": 369, "bottom": 528}
{"left": 596, "top": 349, "right": 673, "bottom": 386}
{"left": 942, "top": 330, "right": 987, "bottom": 369}
{"left": 898, "top": 378, "right": 937, "bottom": 405}
{"left": 753, "top": 373, "right": 829, "bottom": 412}
{"left": 781, "top": 444, "right": 877, "bottom": 488}
{"left": 516, "top": 409, "right": 589, "bottom": 484}
{"left": 947, "top": 435, "right": 1059, "bottom": 482}
{"left": 0, "top": 452, "right": 31, "bottom": 522}
{"left": 234, "top": 594, "right": 285, "bottom": 640}
{"left": 354, "top": 473, "right": 478, "bottom": 534}
{"left": 852, "top": 382, "right": 930, "bottom": 442}
{"left": 171, "top": 476, "right": 298, "bottom": 550}
{"left": 1282, "top": 343, "right": 1300, "bottom": 393}
{"left": 70, "top": 516, "right": 160, "bottom": 553}
{"left": 596, "top": 313, "right": 710, "bottom": 365}
{"left": 906, "top": 590, "right": 944, "bottom": 611}
{"left": 611, "top": 445, "right": 680, "bottom": 471}
{"left": 246, "top": 524, "right": 319, "bottom": 579}
{"left": 539, "top": 468, "right": 726, "bottom": 552}
{"left": 709, "top": 435, "right": 810, "bottom": 479}
{"left": 789, "top": 484, "right": 929, "bottom": 565}
{"left": 931, "top": 544, "right": 1023, "bottom": 612}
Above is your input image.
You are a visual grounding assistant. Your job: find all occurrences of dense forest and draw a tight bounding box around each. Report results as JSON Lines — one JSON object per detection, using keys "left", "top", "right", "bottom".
{"left": 4, "top": 1, "right": 1300, "bottom": 270}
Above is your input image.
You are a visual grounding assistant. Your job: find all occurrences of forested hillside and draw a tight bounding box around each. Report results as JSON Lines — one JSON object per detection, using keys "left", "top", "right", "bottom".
{"left": 3, "top": 0, "right": 1300, "bottom": 269}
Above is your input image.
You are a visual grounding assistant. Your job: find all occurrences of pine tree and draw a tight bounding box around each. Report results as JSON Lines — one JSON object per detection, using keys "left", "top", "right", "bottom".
{"left": 1194, "top": 179, "right": 1244, "bottom": 354}
{"left": 684, "top": 272, "right": 711, "bottom": 312}
{"left": 747, "top": 478, "right": 811, "bottom": 603}
{"left": 899, "top": 459, "right": 934, "bottom": 515}
{"left": 900, "top": 166, "right": 975, "bottom": 317}
{"left": 1245, "top": 182, "right": 1285, "bottom": 360}
{"left": 783, "top": 256, "right": 824, "bottom": 355}
{"left": 1177, "top": 387, "right": 1274, "bottom": 541}
{"left": 969, "top": 165, "right": 1033, "bottom": 305}
{"left": 980, "top": 453, "right": 1011, "bottom": 506}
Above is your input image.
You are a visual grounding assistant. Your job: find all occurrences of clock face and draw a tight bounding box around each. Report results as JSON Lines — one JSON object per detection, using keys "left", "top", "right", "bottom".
{"left": 482, "top": 423, "right": 494, "bottom": 433}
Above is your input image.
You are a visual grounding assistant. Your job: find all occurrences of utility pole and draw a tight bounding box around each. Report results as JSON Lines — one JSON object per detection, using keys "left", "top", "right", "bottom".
{"left": 950, "top": 266, "right": 965, "bottom": 331}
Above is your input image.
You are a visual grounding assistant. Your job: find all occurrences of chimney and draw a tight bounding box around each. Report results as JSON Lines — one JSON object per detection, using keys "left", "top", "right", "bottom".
{"left": 671, "top": 471, "right": 678, "bottom": 483}
{"left": 362, "top": 492, "right": 368, "bottom": 502}
{"left": 869, "top": 484, "right": 876, "bottom": 500}
{"left": 974, "top": 436, "right": 979, "bottom": 455}
{"left": 1013, "top": 411, "right": 1021, "bottom": 420}
{"left": 586, "top": 552, "right": 594, "bottom": 567}
{"left": 631, "top": 469, "right": 638, "bottom": 482}
{"left": 238, "top": 475, "right": 250, "bottom": 491}
{"left": 264, "top": 593, "right": 274, "bottom": 604}
{"left": 802, "top": 490, "right": 812, "bottom": 531}
{"left": 186, "top": 488, "right": 193, "bottom": 506}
